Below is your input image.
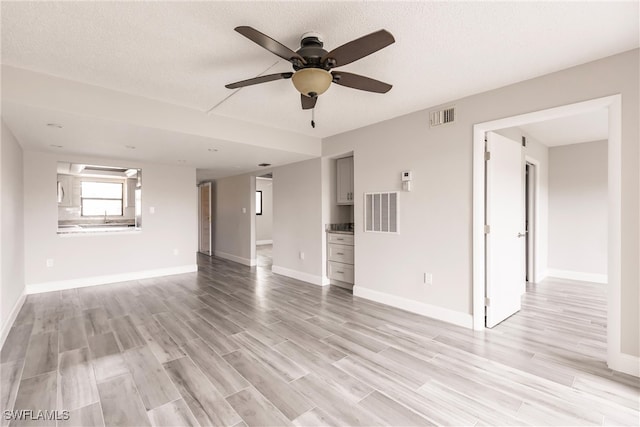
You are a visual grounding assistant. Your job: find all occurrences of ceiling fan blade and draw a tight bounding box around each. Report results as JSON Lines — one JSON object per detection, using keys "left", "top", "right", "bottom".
{"left": 322, "top": 29, "right": 394, "bottom": 67}
{"left": 301, "top": 94, "right": 317, "bottom": 110}
{"left": 331, "top": 71, "right": 392, "bottom": 93}
{"left": 235, "top": 26, "right": 306, "bottom": 65}
{"left": 225, "top": 72, "right": 293, "bottom": 89}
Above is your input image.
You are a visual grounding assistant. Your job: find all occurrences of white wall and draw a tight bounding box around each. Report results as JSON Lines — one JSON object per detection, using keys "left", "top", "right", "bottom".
{"left": 255, "top": 178, "right": 273, "bottom": 243}
{"left": 323, "top": 49, "right": 639, "bottom": 357}
{"left": 272, "top": 158, "right": 325, "bottom": 285}
{"left": 1, "top": 120, "right": 25, "bottom": 340}
{"left": 548, "top": 140, "right": 608, "bottom": 278}
{"left": 214, "top": 174, "right": 255, "bottom": 266}
{"left": 23, "top": 151, "right": 197, "bottom": 289}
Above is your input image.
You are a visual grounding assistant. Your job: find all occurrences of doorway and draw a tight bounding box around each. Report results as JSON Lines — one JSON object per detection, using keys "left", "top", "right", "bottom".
{"left": 198, "top": 182, "right": 212, "bottom": 255}
{"left": 525, "top": 161, "right": 536, "bottom": 283}
{"left": 255, "top": 174, "right": 273, "bottom": 268}
{"left": 472, "top": 95, "right": 623, "bottom": 372}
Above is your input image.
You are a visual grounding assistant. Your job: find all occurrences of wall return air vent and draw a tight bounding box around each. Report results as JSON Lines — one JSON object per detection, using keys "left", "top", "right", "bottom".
{"left": 429, "top": 106, "right": 455, "bottom": 127}
{"left": 364, "top": 191, "right": 399, "bottom": 234}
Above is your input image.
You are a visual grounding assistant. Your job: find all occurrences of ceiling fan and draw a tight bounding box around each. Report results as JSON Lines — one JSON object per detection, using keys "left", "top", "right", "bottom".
{"left": 225, "top": 26, "right": 395, "bottom": 113}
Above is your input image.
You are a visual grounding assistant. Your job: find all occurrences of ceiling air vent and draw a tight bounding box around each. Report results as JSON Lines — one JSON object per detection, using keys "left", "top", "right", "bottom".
{"left": 429, "top": 106, "right": 455, "bottom": 127}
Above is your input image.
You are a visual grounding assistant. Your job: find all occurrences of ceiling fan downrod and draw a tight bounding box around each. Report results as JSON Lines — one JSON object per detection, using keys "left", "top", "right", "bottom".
{"left": 311, "top": 107, "right": 316, "bottom": 128}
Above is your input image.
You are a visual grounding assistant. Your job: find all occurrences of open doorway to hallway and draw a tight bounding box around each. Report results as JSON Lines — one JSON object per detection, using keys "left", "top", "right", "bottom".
{"left": 474, "top": 95, "right": 619, "bottom": 371}
{"left": 255, "top": 173, "right": 273, "bottom": 269}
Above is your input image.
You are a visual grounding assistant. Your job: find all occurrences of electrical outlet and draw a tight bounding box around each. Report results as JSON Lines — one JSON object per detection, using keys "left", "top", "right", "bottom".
{"left": 46, "top": 259, "right": 54, "bottom": 268}
{"left": 424, "top": 272, "right": 433, "bottom": 285}
{"left": 149, "top": 206, "right": 155, "bottom": 214}
{"left": 173, "top": 248, "right": 179, "bottom": 256}
{"left": 242, "top": 207, "right": 247, "bottom": 214}
{"left": 299, "top": 251, "right": 305, "bottom": 260}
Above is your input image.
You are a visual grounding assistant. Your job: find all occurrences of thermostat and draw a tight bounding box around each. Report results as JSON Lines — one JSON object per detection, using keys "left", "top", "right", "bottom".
{"left": 401, "top": 171, "right": 412, "bottom": 182}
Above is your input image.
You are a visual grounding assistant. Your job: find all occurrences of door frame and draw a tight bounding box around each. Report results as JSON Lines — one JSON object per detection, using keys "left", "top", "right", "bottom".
{"left": 524, "top": 157, "right": 540, "bottom": 284}
{"left": 472, "top": 95, "right": 621, "bottom": 371}
{"left": 198, "top": 182, "right": 212, "bottom": 255}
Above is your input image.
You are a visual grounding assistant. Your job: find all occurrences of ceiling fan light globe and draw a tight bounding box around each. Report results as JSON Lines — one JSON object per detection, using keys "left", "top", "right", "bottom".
{"left": 292, "top": 68, "right": 332, "bottom": 97}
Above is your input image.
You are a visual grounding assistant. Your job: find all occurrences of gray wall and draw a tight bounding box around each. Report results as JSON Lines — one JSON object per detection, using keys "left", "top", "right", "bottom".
{"left": 23, "top": 151, "right": 197, "bottom": 286}
{"left": 549, "top": 140, "right": 608, "bottom": 276}
{"left": 272, "top": 158, "right": 324, "bottom": 281}
{"left": 323, "top": 49, "right": 638, "bottom": 357}
{"left": 1, "top": 120, "right": 25, "bottom": 336}
{"left": 214, "top": 174, "right": 255, "bottom": 265}
{"left": 255, "top": 178, "right": 273, "bottom": 243}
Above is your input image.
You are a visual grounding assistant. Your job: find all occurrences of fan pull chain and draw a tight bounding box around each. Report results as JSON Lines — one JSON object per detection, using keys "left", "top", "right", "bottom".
{"left": 311, "top": 107, "right": 316, "bottom": 128}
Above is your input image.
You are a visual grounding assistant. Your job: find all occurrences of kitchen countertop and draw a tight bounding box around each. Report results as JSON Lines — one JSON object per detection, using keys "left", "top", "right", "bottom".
{"left": 326, "top": 230, "right": 354, "bottom": 235}
{"left": 57, "top": 224, "right": 139, "bottom": 234}
{"left": 326, "top": 223, "right": 354, "bottom": 234}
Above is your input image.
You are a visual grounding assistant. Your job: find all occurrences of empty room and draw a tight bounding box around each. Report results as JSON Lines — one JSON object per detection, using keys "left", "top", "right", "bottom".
{"left": 1, "top": 2, "right": 638, "bottom": 426}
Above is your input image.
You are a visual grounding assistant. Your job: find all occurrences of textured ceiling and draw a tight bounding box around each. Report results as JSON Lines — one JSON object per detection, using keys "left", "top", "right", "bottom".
{"left": 2, "top": 2, "right": 638, "bottom": 136}
{"left": 2, "top": 1, "right": 638, "bottom": 139}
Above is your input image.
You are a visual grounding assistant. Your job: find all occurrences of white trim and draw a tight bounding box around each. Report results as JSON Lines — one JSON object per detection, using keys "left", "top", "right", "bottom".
{"left": 272, "top": 265, "right": 329, "bottom": 286}
{"left": 198, "top": 182, "right": 212, "bottom": 256}
{"left": 353, "top": 286, "right": 473, "bottom": 329}
{"left": 25, "top": 265, "right": 198, "bottom": 294}
{"left": 546, "top": 269, "right": 607, "bottom": 284}
{"left": 256, "top": 240, "right": 273, "bottom": 246}
{"left": 535, "top": 270, "right": 547, "bottom": 283}
{"left": 608, "top": 352, "right": 640, "bottom": 377}
{"left": 472, "top": 95, "right": 623, "bottom": 375}
{"left": 0, "top": 290, "right": 27, "bottom": 349}
{"left": 214, "top": 251, "right": 256, "bottom": 267}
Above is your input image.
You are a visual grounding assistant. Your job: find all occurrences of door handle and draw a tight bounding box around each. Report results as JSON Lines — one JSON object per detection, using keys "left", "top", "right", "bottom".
{"left": 517, "top": 232, "right": 527, "bottom": 238}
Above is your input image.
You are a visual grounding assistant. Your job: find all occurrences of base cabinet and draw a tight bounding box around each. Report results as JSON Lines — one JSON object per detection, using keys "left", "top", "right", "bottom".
{"left": 328, "top": 261, "right": 354, "bottom": 284}
{"left": 327, "top": 232, "right": 354, "bottom": 286}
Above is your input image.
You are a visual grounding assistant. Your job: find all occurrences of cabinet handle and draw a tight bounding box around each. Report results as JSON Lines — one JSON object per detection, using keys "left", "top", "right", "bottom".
{"left": 336, "top": 238, "right": 344, "bottom": 241}
{"left": 336, "top": 252, "right": 344, "bottom": 255}
{"left": 336, "top": 271, "right": 344, "bottom": 274}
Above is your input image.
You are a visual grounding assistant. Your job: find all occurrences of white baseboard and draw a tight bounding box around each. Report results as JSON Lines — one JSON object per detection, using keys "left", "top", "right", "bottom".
{"left": 0, "top": 289, "right": 27, "bottom": 349}
{"left": 546, "top": 269, "right": 607, "bottom": 284}
{"left": 214, "top": 251, "right": 256, "bottom": 267}
{"left": 256, "top": 240, "right": 273, "bottom": 246}
{"left": 534, "top": 270, "right": 547, "bottom": 283}
{"left": 609, "top": 352, "right": 640, "bottom": 377}
{"left": 272, "top": 265, "right": 328, "bottom": 287}
{"left": 25, "top": 264, "right": 198, "bottom": 294}
{"left": 353, "top": 286, "right": 473, "bottom": 329}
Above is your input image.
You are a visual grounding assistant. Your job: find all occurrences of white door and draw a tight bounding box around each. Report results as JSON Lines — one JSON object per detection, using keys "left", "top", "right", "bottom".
{"left": 485, "top": 132, "right": 525, "bottom": 328}
{"left": 199, "top": 183, "right": 212, "bottom": 255}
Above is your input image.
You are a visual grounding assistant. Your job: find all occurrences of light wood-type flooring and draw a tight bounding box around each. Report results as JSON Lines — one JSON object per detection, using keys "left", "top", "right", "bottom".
{"left": 1, "top": 252, "right": 638, "bottom": 426}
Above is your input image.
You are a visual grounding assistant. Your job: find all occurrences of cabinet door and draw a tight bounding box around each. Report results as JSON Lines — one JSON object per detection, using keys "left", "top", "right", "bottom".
{"left": 336, "top": 156, "right": 354, "bottom": 205}
{"left": 328, "top": 261, "right": 354, "bottom": 284}
{"left": 57, "top": 175, "right": 73, "bottom": 207}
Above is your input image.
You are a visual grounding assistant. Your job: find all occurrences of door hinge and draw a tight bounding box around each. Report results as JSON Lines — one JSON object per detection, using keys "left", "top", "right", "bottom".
{"left": 484, "top": 151, "right": 491, "bottom": 161}
{"left": 484, "top": 224, "right": 490, "bottom": 234}
{"left": 485, "top": 297, "right": 490, "bottom": 307}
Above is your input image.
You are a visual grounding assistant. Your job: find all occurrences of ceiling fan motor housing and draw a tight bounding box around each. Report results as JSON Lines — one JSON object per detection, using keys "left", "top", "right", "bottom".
{"left": 294, "top": 32, "right": 329, "bottom": 70}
